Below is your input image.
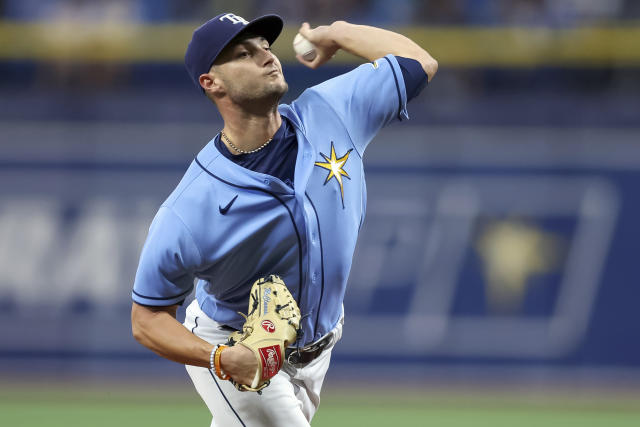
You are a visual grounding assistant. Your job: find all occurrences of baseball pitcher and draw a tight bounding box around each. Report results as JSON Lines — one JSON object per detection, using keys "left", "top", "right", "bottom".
{"left": 131, "top": 12, "right": 437, "bottom": 427}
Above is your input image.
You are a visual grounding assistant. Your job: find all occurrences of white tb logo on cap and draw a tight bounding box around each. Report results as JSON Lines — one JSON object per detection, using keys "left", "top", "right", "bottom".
{"left": 219, "top": 13, "right": 249, "bottom": 25}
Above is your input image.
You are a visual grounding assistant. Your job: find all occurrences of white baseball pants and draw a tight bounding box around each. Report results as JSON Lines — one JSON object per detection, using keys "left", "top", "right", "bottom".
{"left": 183, "top": 300, "right": 342, "bottom": 427}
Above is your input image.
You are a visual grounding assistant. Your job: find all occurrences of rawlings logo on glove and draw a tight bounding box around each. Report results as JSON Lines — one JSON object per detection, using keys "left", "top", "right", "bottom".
{"left": 226, "top": 275, "right": 301, "bottom": 392}
{"left": 258, "top": 345, "right": 281, "bottom": 380}
{"left": 261, "top": 320, "right": 276, "bottom": 332}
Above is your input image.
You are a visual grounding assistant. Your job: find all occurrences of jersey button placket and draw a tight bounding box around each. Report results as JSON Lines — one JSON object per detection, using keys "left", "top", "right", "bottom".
{"left": 303, "top": 195, "right": 323, "bottom": 343}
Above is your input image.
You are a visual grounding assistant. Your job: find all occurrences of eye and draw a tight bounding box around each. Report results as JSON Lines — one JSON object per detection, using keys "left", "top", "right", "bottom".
{"left": 237, "top": 51, "right": 250, "bottom": 59}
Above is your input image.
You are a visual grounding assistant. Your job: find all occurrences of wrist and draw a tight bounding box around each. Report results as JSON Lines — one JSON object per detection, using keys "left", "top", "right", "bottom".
{"left": 220, "top": 344, "right": 238, "bottom": 373}
{"left": 201, "top": 342, "right": 215, "bottom": 368}
{"left": 328, "top": 20, "right": 349, "bottom": 46}
{"left": 212, "top": 344, "right": 230, "bottom": 380}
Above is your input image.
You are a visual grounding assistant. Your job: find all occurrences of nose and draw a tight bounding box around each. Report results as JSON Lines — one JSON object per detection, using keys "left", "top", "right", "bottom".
{"left": 260, "top": 47, "right": 276, "bottom": 67}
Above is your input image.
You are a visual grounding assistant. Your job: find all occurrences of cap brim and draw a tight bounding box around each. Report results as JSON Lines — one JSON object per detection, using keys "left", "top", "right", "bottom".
{"left": 238, "top": 14, "right": 283, "bottom": 46}
{"left": 210, "top": 15, "right": 283, "bottom": 68}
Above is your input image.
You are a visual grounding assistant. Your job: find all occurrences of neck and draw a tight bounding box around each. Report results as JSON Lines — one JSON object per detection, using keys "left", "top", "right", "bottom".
{"left": 220, "top": 103, "right": 282, "bottom": 154}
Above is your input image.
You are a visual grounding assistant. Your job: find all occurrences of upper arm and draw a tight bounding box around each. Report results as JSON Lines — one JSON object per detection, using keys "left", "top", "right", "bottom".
{"left": 305, "top": 54, "right": 409, "bottom": 155}
{"left": 132, "top": 207, "right": 202, "bottom": 307}
{"left": 396, "top": 56, "right": 429, "bottom": 102}
{"left": 414, "top": 49, "right": 438, "bottom": 82}
{"left": 131, "top": 301, "right": 179, "bottom": 320}
{"left": 130, "top": 301, "right": 179, "bottom": 342}
{"left": 394, "top": 38, "right": 437, "bottom": 81}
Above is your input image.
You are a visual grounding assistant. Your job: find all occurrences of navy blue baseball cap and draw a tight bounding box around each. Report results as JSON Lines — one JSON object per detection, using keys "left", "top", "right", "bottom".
{"left": 185, "top": 12, "right": 284, "bottom": 92}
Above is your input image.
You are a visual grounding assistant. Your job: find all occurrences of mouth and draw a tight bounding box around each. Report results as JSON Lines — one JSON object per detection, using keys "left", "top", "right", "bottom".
{"left": 266, "top": 68, "right": 280, "bottom": 76}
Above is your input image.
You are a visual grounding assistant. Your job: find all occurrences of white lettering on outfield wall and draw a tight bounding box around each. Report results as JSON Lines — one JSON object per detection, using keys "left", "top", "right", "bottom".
{"left": 0, "top": 197, "right": 155, "bottom": 307}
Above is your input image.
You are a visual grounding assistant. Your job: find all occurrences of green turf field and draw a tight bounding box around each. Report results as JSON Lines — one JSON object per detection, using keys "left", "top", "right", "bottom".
{"left": 2, "top": 382, "right": 639, "bottom": 426}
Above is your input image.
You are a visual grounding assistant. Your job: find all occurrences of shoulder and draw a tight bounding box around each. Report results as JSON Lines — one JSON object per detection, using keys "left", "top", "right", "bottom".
{"left": 164, "top": 137, "right": 223, "bottom": 208}
{"left": 155, "top": 160, "right": 221, "bottom": 247}
{"left": 309, "top": 54, "right": 402, "bottom": 94}
{"left": 291, "top": 54, "right": 404, "bottom": 111}
{"left": 164, "top": 160, "right": 210, "bottom": 208}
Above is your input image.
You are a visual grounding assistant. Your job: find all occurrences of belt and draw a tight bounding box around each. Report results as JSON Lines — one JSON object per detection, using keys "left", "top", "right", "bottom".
{"left": 285, "top": 331, "right": 335, "bottom": 366}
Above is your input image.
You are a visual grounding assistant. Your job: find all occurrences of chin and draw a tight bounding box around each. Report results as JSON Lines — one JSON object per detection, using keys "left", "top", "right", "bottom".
{"left": 231, "top": 80, "right": 288, "bottom": 106}
{"left": 274, "top": 81, "right": 289, "bottom": 98}
{"left": 264, "top": 81, "right": 288, "bottom": 103}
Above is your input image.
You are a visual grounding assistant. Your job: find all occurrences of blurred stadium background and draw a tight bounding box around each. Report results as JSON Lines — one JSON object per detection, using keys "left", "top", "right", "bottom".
{"left": 1, "top": 0, "right": 640, "bottom": 425}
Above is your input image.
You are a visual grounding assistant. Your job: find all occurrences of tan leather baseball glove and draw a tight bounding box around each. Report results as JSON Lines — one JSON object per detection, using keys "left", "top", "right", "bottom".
{"left": 227, "top": 274, "right": 301, "bottom": 392}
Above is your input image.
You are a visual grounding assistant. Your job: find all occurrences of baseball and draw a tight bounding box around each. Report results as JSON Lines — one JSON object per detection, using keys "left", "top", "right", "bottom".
{"left": 293, "top": 33, "right": 317, "bottom": 61}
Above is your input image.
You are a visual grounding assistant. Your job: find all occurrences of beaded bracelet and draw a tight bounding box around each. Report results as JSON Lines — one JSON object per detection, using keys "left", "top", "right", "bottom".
{"left": 212, "top": 344, "right": 230, "bottom": 380}
{"left": 209, "top": 345, "right": 216, "bottom": 372}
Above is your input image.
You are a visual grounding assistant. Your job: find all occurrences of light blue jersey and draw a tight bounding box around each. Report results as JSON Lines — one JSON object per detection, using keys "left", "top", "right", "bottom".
{"left": 133, "top": 54, "right": 409, "bottom": 345}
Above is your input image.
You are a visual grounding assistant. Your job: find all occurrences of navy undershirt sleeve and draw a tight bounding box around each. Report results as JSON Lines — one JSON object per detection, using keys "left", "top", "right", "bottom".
{"left": 395, "top": 56, "right": 428, "bottom": 102}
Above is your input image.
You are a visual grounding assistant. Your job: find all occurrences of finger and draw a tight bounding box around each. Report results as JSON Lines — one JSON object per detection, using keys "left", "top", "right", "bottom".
{"left": 306, "top": 54, "right": 323, "bottom": 70}
{"left": 298, "top": 22, "right": 313, "bottom": 40}
{"left": 295, "top": 53, "right": 311, "bottom": 67}
{"left": 310, "top": 50, "right": 333, "bottom": 69}
{"left": 295, "top": 53, "right": 319, "bottom": 69}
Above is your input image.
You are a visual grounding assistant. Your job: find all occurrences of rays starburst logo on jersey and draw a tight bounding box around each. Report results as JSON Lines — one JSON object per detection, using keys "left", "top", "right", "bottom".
{"left": 314, "top": 142, "right": 352, "bottom": 208}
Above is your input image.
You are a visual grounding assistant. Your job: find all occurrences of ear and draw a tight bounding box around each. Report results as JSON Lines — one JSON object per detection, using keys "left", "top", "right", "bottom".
{"left": 199, "top": 72, "right": 225, "bottom": 96}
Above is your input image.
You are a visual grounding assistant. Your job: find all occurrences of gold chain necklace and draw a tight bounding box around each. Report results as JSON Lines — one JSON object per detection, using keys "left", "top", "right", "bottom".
{"left": 221, "top": 130, "right": 273, "bottom": 155}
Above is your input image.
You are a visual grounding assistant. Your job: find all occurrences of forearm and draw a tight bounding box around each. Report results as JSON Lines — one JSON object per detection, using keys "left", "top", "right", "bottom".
{"left": 131, "top": 302, "right": 258, "bottom": 385}
{"left": 131, "top": 303, "right": 213, "bottom": 368}
{"left": 330, "top": 21, "right": 438, "bottom": 80}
